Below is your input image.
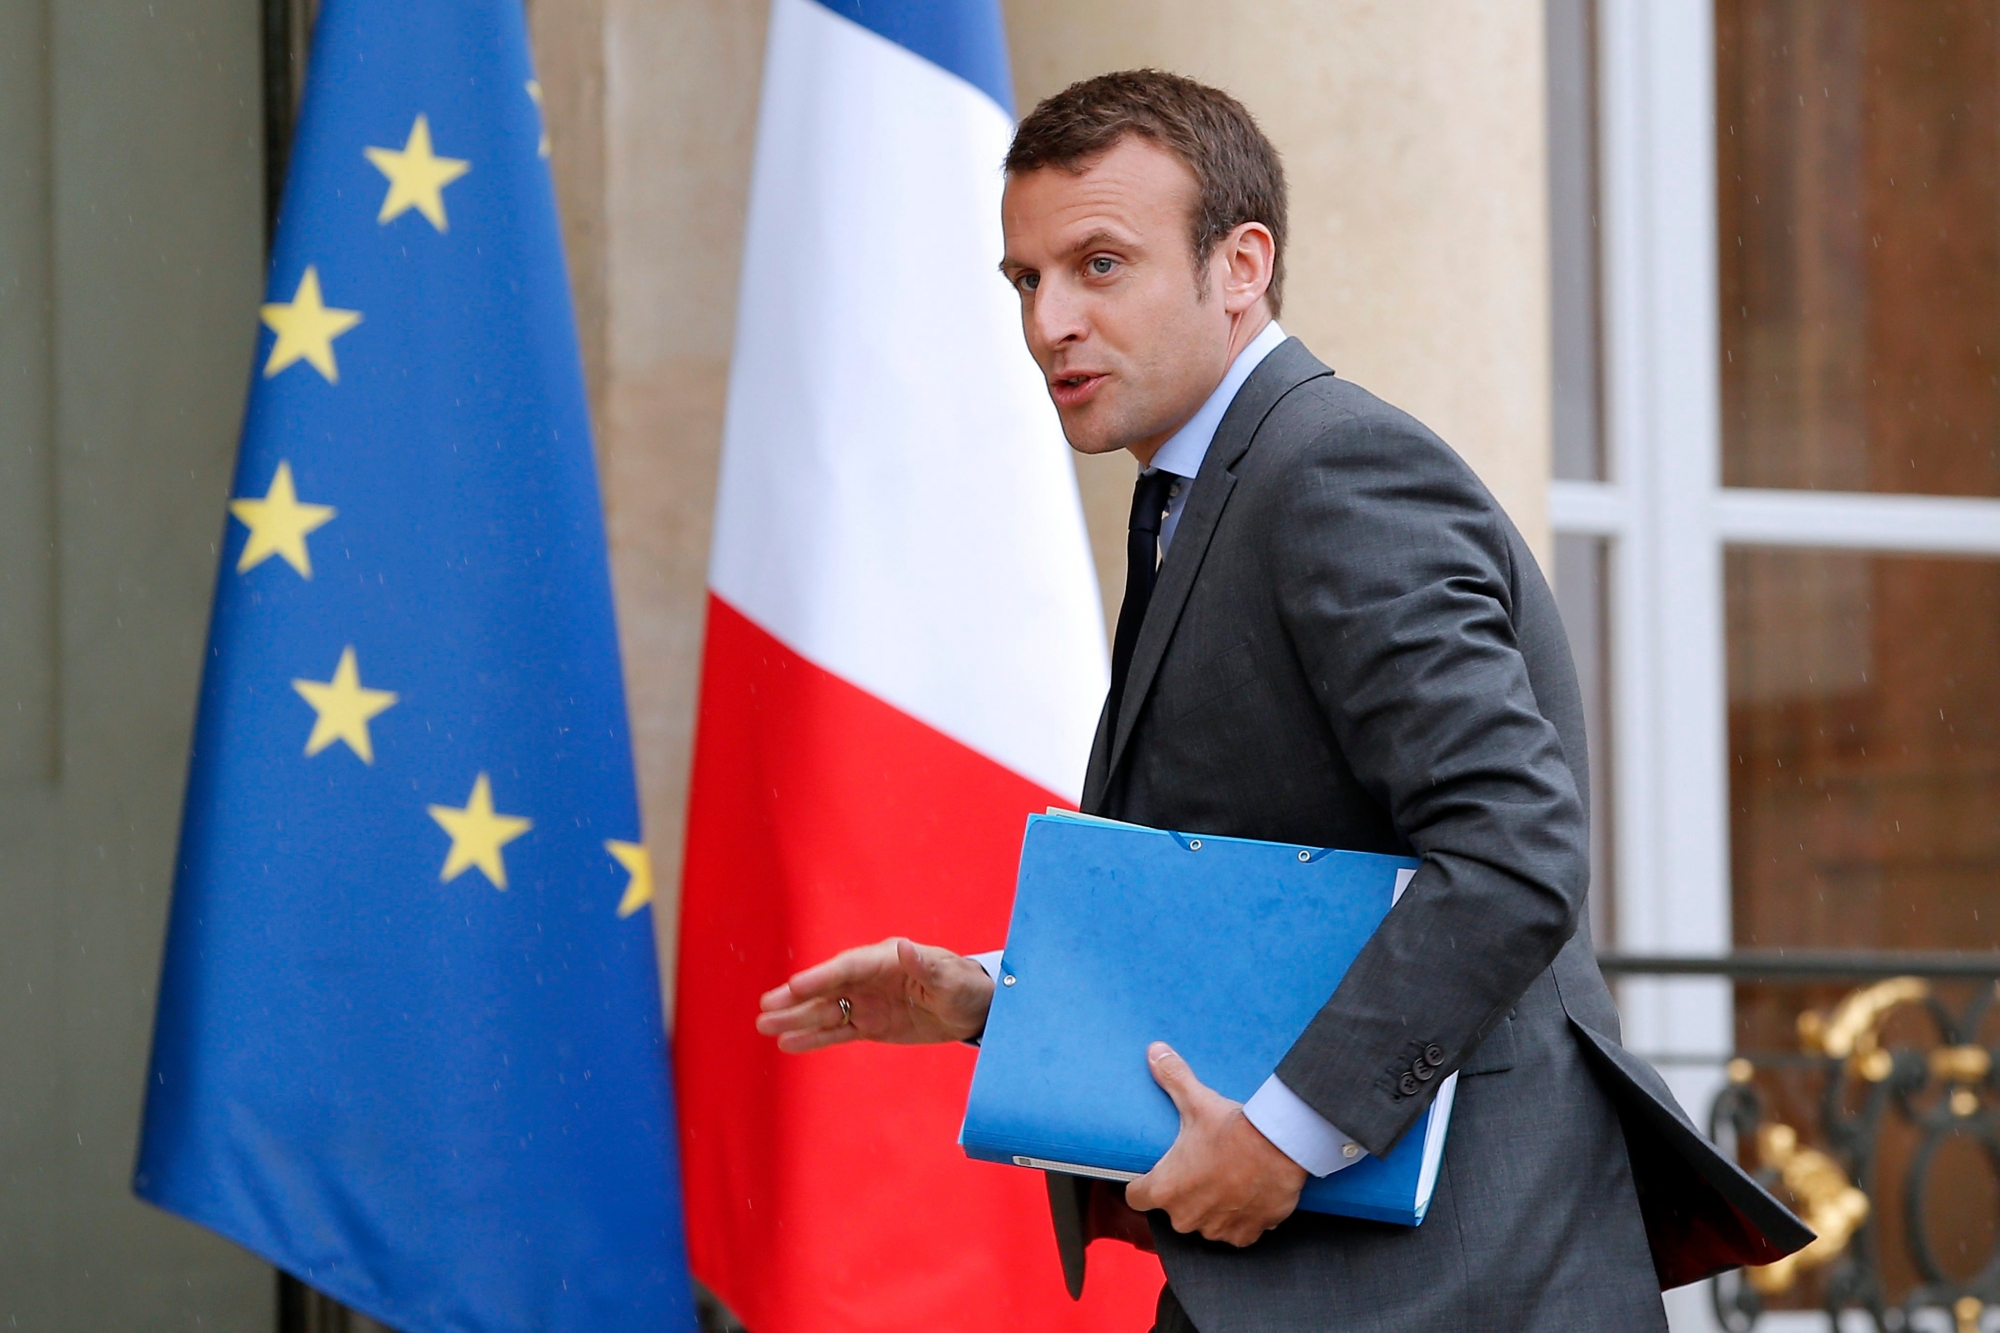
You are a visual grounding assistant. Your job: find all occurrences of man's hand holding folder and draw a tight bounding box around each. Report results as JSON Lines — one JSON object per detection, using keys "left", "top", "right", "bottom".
{"left": 1123, "top": 1043, "right": 1306, "bottom": 1247}
{"left": 756, "top": 930, "right": 1311, "bottom": 1247}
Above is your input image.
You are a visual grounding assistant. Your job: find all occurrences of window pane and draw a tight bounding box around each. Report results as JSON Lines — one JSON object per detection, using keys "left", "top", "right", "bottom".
{"left": 1727, "top": 546, "right": 2000, "bottom": 1306}
{"left": 1716, "top": 1, "right": 2000, "bottom": 497}
{"left": 1554, "top": 534, "right": 1615, "bottom": 945}
{"left": 1548, "top": 0, "right": 1605, "bottom": 482}
{"left": 1728, "top": 547, "right": 2000, "bottom": 948}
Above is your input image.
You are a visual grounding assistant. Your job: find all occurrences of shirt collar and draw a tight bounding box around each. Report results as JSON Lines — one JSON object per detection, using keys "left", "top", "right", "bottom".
{"left": 1147, "top": 319, "right": 1288, "bottom": 480}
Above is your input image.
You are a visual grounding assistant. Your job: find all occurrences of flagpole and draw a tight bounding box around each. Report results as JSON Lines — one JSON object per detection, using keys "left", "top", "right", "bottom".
{"left": 260, "top": 0, "right": 314, "bottom": 245}
{"left": 279, "top": 1275, "right": 396, "bottom": 1333}
{"left": 256, "top": 8, "right": 372, "bottom": 1328}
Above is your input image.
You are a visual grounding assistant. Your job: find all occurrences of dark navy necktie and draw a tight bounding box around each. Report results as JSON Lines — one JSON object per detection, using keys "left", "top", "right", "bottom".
{"left": 1106, "top": 467, "right": 1181, "bottom": 732}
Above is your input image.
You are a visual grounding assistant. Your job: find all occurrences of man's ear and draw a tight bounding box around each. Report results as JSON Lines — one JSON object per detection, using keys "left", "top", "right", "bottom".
{"left": 1218, "top": 221, "right": 1276, "bottom": 316}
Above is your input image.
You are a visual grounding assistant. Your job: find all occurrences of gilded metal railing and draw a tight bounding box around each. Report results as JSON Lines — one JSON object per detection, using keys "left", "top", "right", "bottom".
{"left": 1600, "top": 952, "right": 2000, "bottom": 1333}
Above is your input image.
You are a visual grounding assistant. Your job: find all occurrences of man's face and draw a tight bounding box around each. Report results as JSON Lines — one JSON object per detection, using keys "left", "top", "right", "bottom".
{"left": 999, "top": 137, "right": 1239, "bottom": 461}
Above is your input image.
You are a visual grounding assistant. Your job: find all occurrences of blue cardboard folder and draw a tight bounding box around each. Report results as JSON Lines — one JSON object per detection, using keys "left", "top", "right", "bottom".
{"left": 960, "top": 812, "right": 1455, "bottom": 1226}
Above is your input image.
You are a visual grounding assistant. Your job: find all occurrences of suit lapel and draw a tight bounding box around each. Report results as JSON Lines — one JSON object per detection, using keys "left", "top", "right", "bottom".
{"left": 1094, "top": 339, "right": 1334, "bottom": 793}
{"left": 1081, "top": 696, "right": 1116, "bottom": 812}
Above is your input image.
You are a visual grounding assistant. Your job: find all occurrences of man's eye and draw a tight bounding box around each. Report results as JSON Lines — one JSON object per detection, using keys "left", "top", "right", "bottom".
{"left": 1019, "top": 273, "right": 1040, "bottom": 292}
{"left": 1088, "top": 256, "right": 1116, "bottom": 276}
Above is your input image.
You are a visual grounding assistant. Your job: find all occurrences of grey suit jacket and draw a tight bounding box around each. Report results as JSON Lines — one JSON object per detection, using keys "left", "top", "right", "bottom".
{"left": 1050, "top": 340, "right": 1808, "bottom": 1331}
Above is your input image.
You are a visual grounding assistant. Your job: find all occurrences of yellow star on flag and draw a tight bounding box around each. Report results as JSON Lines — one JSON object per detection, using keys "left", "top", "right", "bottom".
{"left": 260, "top": 265, "right": 362, "bottom": 383}
{"left": 429, "top": 773, "right": 533, "bottom": 890}
{"left": 229, "top": 460, "right": 335, "bottom": 577}
{"left": 293, "top": 646, "right": 398, "bottom": 763}
{"left": 525, "top": 80, "right": 551, "bottom": 158}
{"left": 364, "top": 114, "right": 471, "bottom": 232}
{"left": 604, "top": 840, "right": 654, "bottom": 918}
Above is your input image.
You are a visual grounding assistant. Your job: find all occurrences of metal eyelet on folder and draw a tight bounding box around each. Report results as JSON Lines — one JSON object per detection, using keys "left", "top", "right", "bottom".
{"left": 1188, "top": 839, "right": 1202, "bottom": 850}
{"left": 1298, "top": 849, "right": 1311, "bottom": 862}
{"left": 1002, "top": 974, "right": 1016, "bottom": 987}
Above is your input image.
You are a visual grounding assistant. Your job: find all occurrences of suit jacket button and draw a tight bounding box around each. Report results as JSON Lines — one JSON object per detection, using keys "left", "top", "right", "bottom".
{"left": 1424, "top": 1043, "right": 1444, "bottom": 1066}
{"left": 1414, "top": 1062, "right": 1435, "bottom": 1082}
{"left": 1398, "top": 1072, "right": 1419, "bottom": 1096}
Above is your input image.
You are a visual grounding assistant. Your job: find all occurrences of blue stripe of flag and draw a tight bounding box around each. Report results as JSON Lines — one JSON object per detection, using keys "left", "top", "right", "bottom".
{"left": 810, "top": 0, "right": 1015, "bottom": 114}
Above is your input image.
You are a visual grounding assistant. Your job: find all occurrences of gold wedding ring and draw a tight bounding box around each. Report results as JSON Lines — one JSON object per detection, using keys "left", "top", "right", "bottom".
{"left": 836, "top": 997, "right": 853, "bottom": 1027}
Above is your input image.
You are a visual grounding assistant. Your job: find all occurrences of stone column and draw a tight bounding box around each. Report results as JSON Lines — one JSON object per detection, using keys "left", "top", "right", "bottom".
{"left": 602, "top": 0, "right": 767, "bottom": 1006}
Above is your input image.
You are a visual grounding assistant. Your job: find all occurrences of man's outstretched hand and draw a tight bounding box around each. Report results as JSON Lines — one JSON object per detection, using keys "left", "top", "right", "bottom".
{"left": 1124, "top": 1043, "right": 1307, "bottom": 1247}
{"left": 756, "top": 937, "right": 995, "bottom": 1052}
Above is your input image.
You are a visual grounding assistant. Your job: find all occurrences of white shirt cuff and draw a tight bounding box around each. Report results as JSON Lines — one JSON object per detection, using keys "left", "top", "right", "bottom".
{"left": 962, "top": 950, "right": 1005, "bottom": 1047}
{"left": 1243, "top": 1074, "right": 1366, "bottom": 1177}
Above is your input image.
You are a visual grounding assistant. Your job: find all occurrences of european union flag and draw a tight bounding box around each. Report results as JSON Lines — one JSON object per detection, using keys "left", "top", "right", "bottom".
{"left": 134, "top": 2, "right": 696, "bottom": 1327}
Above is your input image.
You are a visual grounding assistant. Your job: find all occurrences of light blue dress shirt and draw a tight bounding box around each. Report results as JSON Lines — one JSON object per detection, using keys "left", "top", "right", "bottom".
{"left": 973, "top": 320, "right": 1366, "bottom": 1179}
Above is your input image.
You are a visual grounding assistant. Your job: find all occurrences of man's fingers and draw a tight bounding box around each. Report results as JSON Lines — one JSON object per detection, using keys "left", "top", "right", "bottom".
{"left": 775, "top": 1022, "right": 864, "bottom": 1054}
{"left": 1147, "top": 1042, "right": 1205, "bottom": 1118}
{"left": 894, "top": 937, "right": 932, "bottom": 983}
{"left": 766, "top": 995, "right": 857, "bottom": 1049}
{"left": 782, "top": 945, "right": 887, "bottom": 1001}
{"left": 1123, "top": 1172, "right": 1159, "bottom": 1214}
{"left": 754, "top": 996, "right": 846, "bottom": 1036}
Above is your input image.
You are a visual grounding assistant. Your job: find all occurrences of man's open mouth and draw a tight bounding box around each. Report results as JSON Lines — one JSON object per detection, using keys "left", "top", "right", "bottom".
{"left": 1050, "top": 373, "right": 1106, "bottom": 408}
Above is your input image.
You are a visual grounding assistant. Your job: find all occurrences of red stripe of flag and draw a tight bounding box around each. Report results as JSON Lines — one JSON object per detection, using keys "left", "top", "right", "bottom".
{"left": 676, "top": 594, "right": 1159, "bottom": 1331}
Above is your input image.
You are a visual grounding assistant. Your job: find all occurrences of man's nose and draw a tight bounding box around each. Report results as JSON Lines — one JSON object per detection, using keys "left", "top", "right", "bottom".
{"left": 1029, "top": 277, "right": 1088, "bottom": 350}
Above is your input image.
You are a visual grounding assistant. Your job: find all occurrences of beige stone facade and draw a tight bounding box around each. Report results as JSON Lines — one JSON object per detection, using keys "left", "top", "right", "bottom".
{"left": 525, "top": 0, "right": 1553, "bottom": 1006}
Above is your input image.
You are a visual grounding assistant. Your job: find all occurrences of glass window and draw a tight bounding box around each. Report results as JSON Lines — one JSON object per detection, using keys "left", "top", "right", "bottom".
{"left": 1726, "top": 546, "right": 2000, "bottom": 1304}
{"left": 1548, "top": 0, "right": 1606, "bottom": 483}
{"left": 1717, "top": 2, "right": 2000, "bottom": 496}
{"left": 1554, "top": 534, "right": 1615, "bottom": 945}
{"left": 1727, "top": 547, "right": 2000, "bottom": 955}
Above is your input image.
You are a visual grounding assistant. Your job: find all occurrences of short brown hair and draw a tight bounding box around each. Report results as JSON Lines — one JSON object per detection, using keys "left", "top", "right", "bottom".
{"left": 1005, "top": 70, "right": 1288, "bottom": 316}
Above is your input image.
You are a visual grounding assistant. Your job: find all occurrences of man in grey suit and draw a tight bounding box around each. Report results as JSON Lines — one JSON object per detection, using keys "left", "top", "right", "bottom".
{"left": 757, "top": 70, "right": 1807, "bottom": 1330}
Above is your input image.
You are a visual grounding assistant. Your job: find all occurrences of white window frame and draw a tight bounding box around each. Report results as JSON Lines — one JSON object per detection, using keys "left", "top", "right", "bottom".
{"left": 1562, "top": 7, "right": 2000, "bottom": 1326}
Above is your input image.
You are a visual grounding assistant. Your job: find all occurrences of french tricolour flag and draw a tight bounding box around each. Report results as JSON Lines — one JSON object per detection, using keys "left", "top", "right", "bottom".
{"left": 673, "top": 0, "right": 1161, "bottom": 1327}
